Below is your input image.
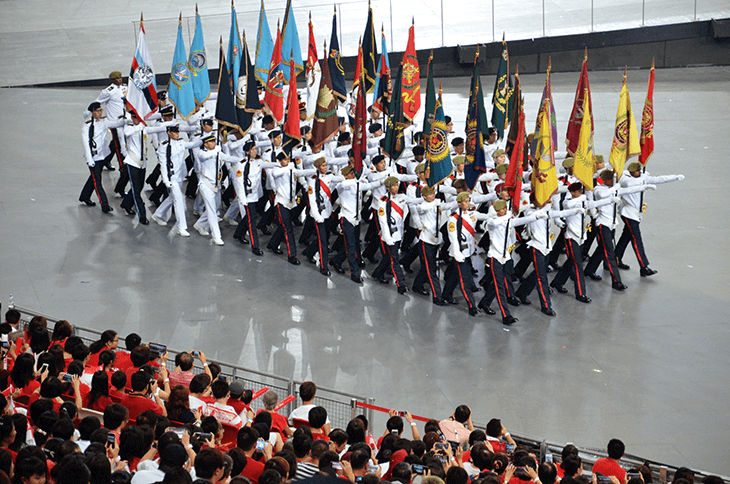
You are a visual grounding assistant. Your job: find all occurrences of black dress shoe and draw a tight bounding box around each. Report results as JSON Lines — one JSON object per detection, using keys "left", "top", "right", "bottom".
{"left": 374, "top": 276, "right": 390, "bottom": 284}
{"left": 102, "top": 206, "right": 114, "bottom": 213}
{"left": 471, "top": 286, "right": 481, "bottom": 293}
{"left": 123, "top": 207, "right": 136, "bottom": 216}
{"left": 576, "top": 295, "right": 592, "bottom": 303}
{"left": 413, "top": 287, "right": 429, "bottom": 296}
{"left": 541, "top": 307, "right": 557, "bottom": 316}
{"left": 551, "top": 283, "right": 568, "bottom": 293}
{"left": 115, "top": 189, "right": 126, "bottom": 197}
{"left": 79, "top": 198, "right": 96, "bottom": 207}
{"left": 329, "top": 260, "right": 345, "bottom": 274}
{"left": 616, "top": 258, "right": 630, "bottom": 270}
{"left": 259, "top": 226, "right": 271, "bottom": 235}
{"left": 252, "top": 247, "right": 264, "bottom": 256}
{"left": 402, "top": 265, "right": 414, "bottom": 274}
{"left": 478, "top": 301, "right": 496, "bottom": 315}
{"left": 307, "top": 256, "right": 317, "bottom": 265}
{"left": 446, "top": 297, "right": 459, "bottom": 305}
{"left": 351, "top": 274, "right": 363, "bottom": 283}
{"left": 468, "top": 307, "right": 479, "bottom": 316}
{"left": 268, "top": 246, "right": 283, "bottom": 255}
{"left": 519, "top": 296, "right": 531, "bottom": 305}
{"left": 320, "top": 268, "right": 331, "bottom": 276}
{"left": 507, "top": 297, "right": 522, "bottom": 307}
{"left": 503, "top": 315, "right": 518, "bottom": 326}
{"left": 640, "top": 267, "right": 657, "bottom": 277}
{"left": 586, "top": 272, "right": 602, "bottom": 281}
{"left": 397, "top": 285, "right": 408, "bottom": 294}
{"left": 357, "top": 258, "right": 366, "bottom": 268}
{"left": 288, "top": 257, "right": 301, "bottom": 265}
{"left": 105, "top": 164, "right": 116, "bottom": 171}
{"left": 612, "top": 282, "right": 628, "bottom": 291}
{"left": 433, "top": 297, "right": 446, "bottom": 306}
{"left": 140, "top": 218, "right": 149, "bottom": 225}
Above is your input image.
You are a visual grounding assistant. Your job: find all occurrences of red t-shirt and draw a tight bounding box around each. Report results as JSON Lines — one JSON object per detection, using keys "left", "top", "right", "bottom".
{"left": 592, "top": 458, "right": 626, "bottom": 483}
{"left": 120, "top": 393, "right": 164, "bottom": 420}
{"left": 110, "top": 387, "right": 126, "bottom": 400}
{"left": 86, "top": 350, "right": 103, "bottom": 368}
{"left": 2, "top": 380, "right": 41, "bottom": 399}
{"left": 241, "top": 457, "right": 265, "bottom": 484}
{"left": 114, "top": 351, "right": 132, "bottom": 372}
{"left": 228, "top": 399, "right": 248, "bottom": 416}
{"left": 84, "top": 394, "right": 113, "bottom": 412}
{"left": 256, "top": 409, "right": 289, "bottom": 434}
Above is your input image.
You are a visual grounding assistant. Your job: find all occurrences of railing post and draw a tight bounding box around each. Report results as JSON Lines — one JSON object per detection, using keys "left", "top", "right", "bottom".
{"left": 350, "top": 398, "right": 358, "bottom": 421}
{"left": 287, "top": 380, "right": 296, "bottom": 418}
{"left": 367, "top": 397, "right": 375, "bottom": 427}
{"left": 539, "top": 439, "right": 547, "bottom": 463}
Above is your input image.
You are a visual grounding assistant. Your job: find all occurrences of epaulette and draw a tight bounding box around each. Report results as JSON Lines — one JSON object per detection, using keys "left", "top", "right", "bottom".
{"left": 85, "top": 120, "right": 92, "bottom": 124}
{"left": 106, "top": 86, "right": 114, "bottom": 91}
{"left": 380, "top": 195, "right": 388, "bottom": 202}
{"left": 161, "top": 140, "right": 169, "bottom": 145}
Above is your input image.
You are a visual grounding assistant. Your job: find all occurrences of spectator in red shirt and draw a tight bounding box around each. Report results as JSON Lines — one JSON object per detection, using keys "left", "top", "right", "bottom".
{"left": 308, "top": 406, "right": 329, "bottom": 441}
{"left": 120, "top": 370, "right": 167, "bottom": 420}
{"left": 87, "top": 330, "right": 119, "bottom": 368}
{"left": 227, "top": 382, "right": 249, "bottom": 416}
{"left": 237, "top": 426, "right": 270, "bottom": 484}
{"left": 195, "top": 447, "right": 228, "bottom": 483}
{"left": 558, "top": 444, "right": 580, "bottom": 478}
{"left": 539, "top": 461, "right": 560, "bottom": 484}
{"left": 562, "top": 454, "right": 583, "bottom": 479}
{"left": 592, "top": 439, "right": 627, "bottom": 484}
{"left": 258, "top": 390, "right": 293, "bottom": 439}
{"left": 168, "top": 351, "right": 212, "bottom": 388}
{"left": 486, "top": 418, "right": 516, "bottom": 455}
{"left": 3, "top": 353, "right": 40, "bottom": 398}
{"left": 103, "top": 403, "right": 129, "bottom": 443}
{"left": 50, "top": 320, "right": 73, "bottom": 347}
{"left": 84, "top": 371, "right": 113, "bottom": 412}
{"left": 110, "top": 370, "right": 127, "bottom": 399}
{"left": 113, "top": 333, "right": 142, "bottom": 372}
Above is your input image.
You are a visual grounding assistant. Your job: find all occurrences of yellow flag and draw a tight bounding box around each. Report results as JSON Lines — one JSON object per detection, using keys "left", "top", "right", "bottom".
{"left": 608, "top": 72, "right": 640, "bottom": 180}
{"left": 574, "top": 88, "right": 594, "bottom": 191}
{"left": 531, "top": 101, "right": 558, "bottom": 207}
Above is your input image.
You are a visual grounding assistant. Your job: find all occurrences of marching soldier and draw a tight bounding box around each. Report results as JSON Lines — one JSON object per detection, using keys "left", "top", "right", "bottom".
{"left": 303, "top": 157, "right": 344, "bottom": 276}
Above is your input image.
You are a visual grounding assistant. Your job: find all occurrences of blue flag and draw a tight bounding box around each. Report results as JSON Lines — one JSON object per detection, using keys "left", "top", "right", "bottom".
{"left": 168, "top": 17, "right": 195, "bottom": 120}
{"left": 281, "top": 0, "right": 303, "bottom": 82}
{"left": 328, "top": 9, "right": 346, "bottom": 102}
{"left": 255, "top": 0, "right": 274, "bottom": 85}
{"left": 189, "top": 8, "right": 210, "bottom": 106}
{"left": 426, "top": 87, "right": 453, "bottom": 187}
{"left": 371, "top": 28, "right": 389, "bottom": 108}
{"left": 227, "top": 4, "right": 243, "bottom": 98}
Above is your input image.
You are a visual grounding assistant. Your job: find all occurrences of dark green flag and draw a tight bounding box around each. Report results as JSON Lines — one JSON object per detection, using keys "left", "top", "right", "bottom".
{"left": 491, "top": 38, "right": 513, "bottom": 138}
{"left": 422, "top": 51, "right": 436, "bottom": 137}
{"left": 383, "top": 63, "right": 405, "bottom": 162}
{"left": 361, "top": 4, "right": 378, "bottom": 94}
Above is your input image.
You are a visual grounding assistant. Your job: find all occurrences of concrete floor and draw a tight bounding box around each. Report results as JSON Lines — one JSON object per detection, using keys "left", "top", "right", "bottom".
{"left": 1, "top": 65, "right": 729, "bottom": 476}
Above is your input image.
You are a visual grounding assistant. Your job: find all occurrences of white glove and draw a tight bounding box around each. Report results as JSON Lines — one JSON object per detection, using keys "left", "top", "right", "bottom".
{"left": 611, "top": 197, "right": 622, "bottom": 204}
{"left": 165, "top": 181, "right": 173, "bottom": 188}
{"left": 571, "top": 207, "right": 582, "bottom": 215}
{"left": 536, "top": 211, "right": 548, "bottom": 219}
{"left": 87, "top": 161, "right": 95, "bottom": 168}
{"left": 677, "top": 174, "right": 685, "bottom": 181}
{"left": 645, "top": 184, "right": 657, "bottom": 191}
{"left": 315, "top": 217, "right": 325, "bottom": 224}
{"left": 576, "top": 207, "right": 586, "bottom": 215}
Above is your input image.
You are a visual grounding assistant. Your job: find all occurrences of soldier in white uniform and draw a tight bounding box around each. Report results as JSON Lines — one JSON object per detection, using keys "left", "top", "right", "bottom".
{"left": 409, "top": 186, "right": 448, "bottom": 306}
{"left": 195, "top": 134, "right": 237, "bottom": 245}
{"left": 91, "top": 70, "right": 127, "bottom": 178}
{"left": 303, "top": 157, "right": 344, "bottom": 276}
{"left": 79, "top": 102, "right": 126, "bottom": 213}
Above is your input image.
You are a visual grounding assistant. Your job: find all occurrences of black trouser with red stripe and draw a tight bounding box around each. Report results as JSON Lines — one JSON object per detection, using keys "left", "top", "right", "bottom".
{"left": 552, "top": 238, "right": 587, "bottom": 297}
{"left": 80, "top": 163, "right": 109, "bottom": 210}
{"left": 443, "top": 259, "right": 476, "bottom": 309}
{"left": 479, "top": 257, "right": 511, "bottom": 318}
{"left": 585, "top": 224, "right": 622, "bottom": 283}
{"left": 268, "top": 204, "right": 296, "bottom": 257}
{"left": 234, "top": 202, "right": 260, "bottom": 249}
{"left": 109, "top": 129, "right": 129, "bottom": 194}
{"left": 332, "top": 219, "right": 361, "bottom": 276}
{"left": 373, "top": 240, "right": 406, "bottom": 288}
{"left": 517, "top": 248, "right": 552, "bottom": 311}
{"left": 303, "top": 218, "right": 335, "bottom": 269}
{"left": 413, "top": 241, "right": 442, "bottom": 298}
{"left": 121, "top": 165, "right": 146, "bottom": 221}
{"left": 615, "top": 216, "right": 649, "bottom": 269}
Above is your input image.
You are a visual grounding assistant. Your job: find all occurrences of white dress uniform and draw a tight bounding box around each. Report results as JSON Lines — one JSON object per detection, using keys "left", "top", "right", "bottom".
{"left": 196, "top": 146, "right": 237, "bottom": 244}
{"left": 152, "top": 138, "right": 200, "bottom": 234}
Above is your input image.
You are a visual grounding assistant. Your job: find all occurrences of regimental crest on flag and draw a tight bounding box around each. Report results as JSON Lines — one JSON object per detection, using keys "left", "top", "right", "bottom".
{"left": 236, "top": 72, "right": 248, "bottom": 109}
{"left": 641, "top": 103, "right": 653, "bottom": 143}
{"left": 190, "top": 51, "right": 206, "bottom": 72}
{"left": 465, "top": 119, "right": 479, "bottom": 160}
{"left": 171, "top": 63, "right": 191, "bottom": 88}
{"left": 132, "top": 64, "right": 155, "bottom": 91}
{"left": 428, "top": 120, "right": 449, "bottom": 163}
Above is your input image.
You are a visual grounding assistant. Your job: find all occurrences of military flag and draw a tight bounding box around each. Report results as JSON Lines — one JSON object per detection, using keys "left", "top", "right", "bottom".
{"left": 168, "top": 14, "right": 195, "bottom": 120}
{"left": 401, "top": 22, "right": 420, "bottom": 121}
{"left": 504, "top": 100, "right": 525, "bottom": 214}
{"left": 426, "top": 83, "right": 453, "bottom": 187}
{"left": 254, "top": 0, "right": 274, "bottom": 85}
{"left": 608, "top": 69, "right": 641, "bottom": 180}
{"left": 215, "top": 38, "right": 239, "bottom": 130}
{"left": 505, "top": 64, "right": 521, "bottom": 161}
{"left": 305, "top": 14, "right": 321, "bottom": 121}
{"left": 383, "top": 62, "right": 405, "bottom": 161}
{"left": 534, "top": 57, "right": 558, "bottom": 151}
{"left": 566, "top": 48, "right": 592, "bottom": 155}
{"left": 328, "top": 7, "right": 347, "bottom": 102}
{"left": 422, "top": 50, "right": 436, "bottom": 137}
{"left": 348, "top": 39, "right": 364, "bottom": 127}
{"left": 491, "top": 35, "right": 513, "bottom": 139}
{"left": 282, "top": 58, "right": 301, "bottom": 157}
{"left": 639, "top": 59, "right": 655, "bottom": 166}
{"left": 312, "top": 41, "right": 340, "bottom": 149}
{"left": 264, "top": 24, "right": 285, "bottom": 124}
{"left": 236, "top": 32, "right": 262, "bottom": 135}
{"left": 361, "top": 1, "right": 378, "bottom": 93}
{"left": 464, "top": 50, "right": 488, "bottom": 190}
{"left": 573, "top": 88, "right": 595, "bottom": 190}
{"left": 128, "top": 14, "right": 158, "bottom": 123}
{"left": 352, "top": 47, "right": 368, "bottom": 176}
{"left": 227, "top": 1, "right": 243, "bottom": 98}
{"left": 281, "top": 0, "right": 303, "bottom": 81}
{"left": 372, "top": 25, "right": 391, "bottom": 114}
{"left": 531, "top": 101, "right": 558, "bottom": 207}
{"left": 189, "top": 6, "right": 210, "bottom": 106}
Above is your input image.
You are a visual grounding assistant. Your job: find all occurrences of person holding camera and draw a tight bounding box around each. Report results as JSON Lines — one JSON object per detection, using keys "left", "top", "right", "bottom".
{"left": 121, "top": 369, "right": 167, "bottom": 419}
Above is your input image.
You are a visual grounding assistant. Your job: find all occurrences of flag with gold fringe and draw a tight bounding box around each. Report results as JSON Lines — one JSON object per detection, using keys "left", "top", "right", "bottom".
{"left": 573, "top": 88, "right": 595, "bottom": 191}
{"left": 608, "top": 69, "right": 641, "bottom": 180}
{"left": 400, "top": 22, "right": 420, "bottom": 122}
{"left": 168, "top": 14, "right": 195, "bottom": 120}
{"left": 312, "top": 41, "right": 340, "bottom": 149}
{"left": 639, "top": 59, "right": 655, "bottom": 166}
{"left": 491, "top": 35, "right": 513, "bottom": 138}
{"left": 531, "top": 101, "right": 558, "bottom": 208}
{"left": 426, "top": 82, "right": 453, "bottom": 188}
{"left": 264, "top": 24, "right": 285, "bottom": 124}
{"left": 566, "top": 48, "right": 592, "bottom": 155}
{"left": 504, "top": 98, "right": 524, "bottom": 214}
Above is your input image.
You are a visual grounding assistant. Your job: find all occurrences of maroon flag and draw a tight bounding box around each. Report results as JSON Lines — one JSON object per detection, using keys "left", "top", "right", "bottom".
{"left": 565, "top": 48, "right": 592, "bottom": 156}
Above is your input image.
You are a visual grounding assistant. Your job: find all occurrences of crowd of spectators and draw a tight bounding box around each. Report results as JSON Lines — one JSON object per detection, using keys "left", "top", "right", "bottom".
{"left": 0, "top": 310, "right": 724, "bottom": 484}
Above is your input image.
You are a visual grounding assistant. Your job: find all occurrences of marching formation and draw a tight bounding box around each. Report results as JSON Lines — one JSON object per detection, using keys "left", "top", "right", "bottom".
{"left": 78, "top": 4, "right": 684, "bottom": 325}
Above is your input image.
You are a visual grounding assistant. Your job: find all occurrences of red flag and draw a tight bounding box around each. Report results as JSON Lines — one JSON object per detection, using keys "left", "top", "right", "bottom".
{"left": 505, "top": 102, "right": 525, "bottom": 215}
{"left": 282, "top": 53, "right": 301, "bottom": 155}
{"left": 264, "top": 24, "right": 285, "bottom": 124}
{"left": 353, "top": 38, "right": 363, "bottom": 93}
{"left": 352, "top": 46, "right": 367, "bottom": 176}
{"left": 307, "top": 14, "right": 318, "bottom": 73}
{"left": 401, "top": 23, "right": 420, "bottom": 121}
{"left": 639, "top": 59, "right": 655, "bottom": 166}
{"left": 565, "top": 48, "right": 592, "bottom": 156}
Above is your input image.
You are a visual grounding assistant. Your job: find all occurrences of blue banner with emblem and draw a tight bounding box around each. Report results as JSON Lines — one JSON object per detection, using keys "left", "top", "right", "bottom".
{"left": 426, "top": 86, "right": 453, "bottom": 187}
{"left": 227, "top": 4, "right": 243, "bottom": 99}
{"left": 189, "top": 8, "right": 210, "bottom": 106}
{"left": 281, "top": 0, "right": 303, "bottom": 82}
{"left": 255, "top": 0, "right": 274, "bottom": 85}
{"left": 168, "top": 17, "right": 195, "bottom": 120}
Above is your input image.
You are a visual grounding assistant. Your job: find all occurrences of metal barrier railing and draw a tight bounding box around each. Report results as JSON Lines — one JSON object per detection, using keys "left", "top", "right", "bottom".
{"left": 9, "top": 305, "right": 728, "bottom": 482}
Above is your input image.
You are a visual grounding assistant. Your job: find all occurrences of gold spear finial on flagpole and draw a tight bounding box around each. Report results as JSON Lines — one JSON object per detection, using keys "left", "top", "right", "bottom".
{"left": 178, "top": 12, "right": 182, "bottom": 24}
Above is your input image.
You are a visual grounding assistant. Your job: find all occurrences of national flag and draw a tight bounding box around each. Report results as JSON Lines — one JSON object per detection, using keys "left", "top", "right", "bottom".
{"left": 254, "top": 0, "right": 274, "bottom": 85}
{"left": 491, "top": 35, "right": 513, "bottom": 139}
{"left": 227, "top": 1, "right": 243, "bottom": 99}
{"left": 573, "top": 88, "right": 595, "bottom": 190}
{"left": 400, "top": 22, "right": 420, "bottom": 122}
{"left": 422, "top": 50, "right": 436, "bottom": 137}
{"left": 282, "top": 58, "right": 301, "bottom": 157}
{"left": 383, "top": 62, "right": 405, "bottom": 161}
{"left": 504, "top": 100, "right": 525, "bottom": 214}
{"left": 372, "top": 26, "right": 391, "bottom": 114}
{"left": 168, "top": 14, "right": 195, "bottom": 120}
{"left": 264, "top": 24, "right": 285, "bottom": 124}
{"left": 352, "top": 50, "right": 368, "bottom": 176}
{"left": 361, "top": 2, "right": 378, "bottom": 93}
{"left": 328, "top": 7, "right": 347, "bottom": 102}
{"left": 236, "top": 32, "right": 262, "bottom": 135}
{"left": 426, "top": 82, "right": 453, "bottom": 188}
{"left": 312, "top": 41, "right": 340, "bottom": 149}
{"left": 281, "top": 0, "right": 303, "bottom": 82}
{"left": 566, "top": 48, "right": 592, "bottom": 155}
{"left": 189, "top": 6, "right": 210, "bottom": 106}
{"left": 608, "top": 69, "right": 641, "bottom": 180}
{"left": 639, "top": 59, "right": 655, "bottom": 166}
{"left": 505, "top": 64, "right": 521, "bottom": 162}
{"left": 127, "top": 15, "right": 158, "bottom": 123}
{"left": 215, "top": 38, "right": 239, "bottom": 130}
{"left": 534, "top": 57, "right": 558, "bottom": 152}
{"left": 464, "top": 50, "right": 488, "bottom": 190}
{"left": 305, "top": 14, "right": 321, "bottom": 121}
{"left": 531, "top": 101, "right": 558, "bottom": 207}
